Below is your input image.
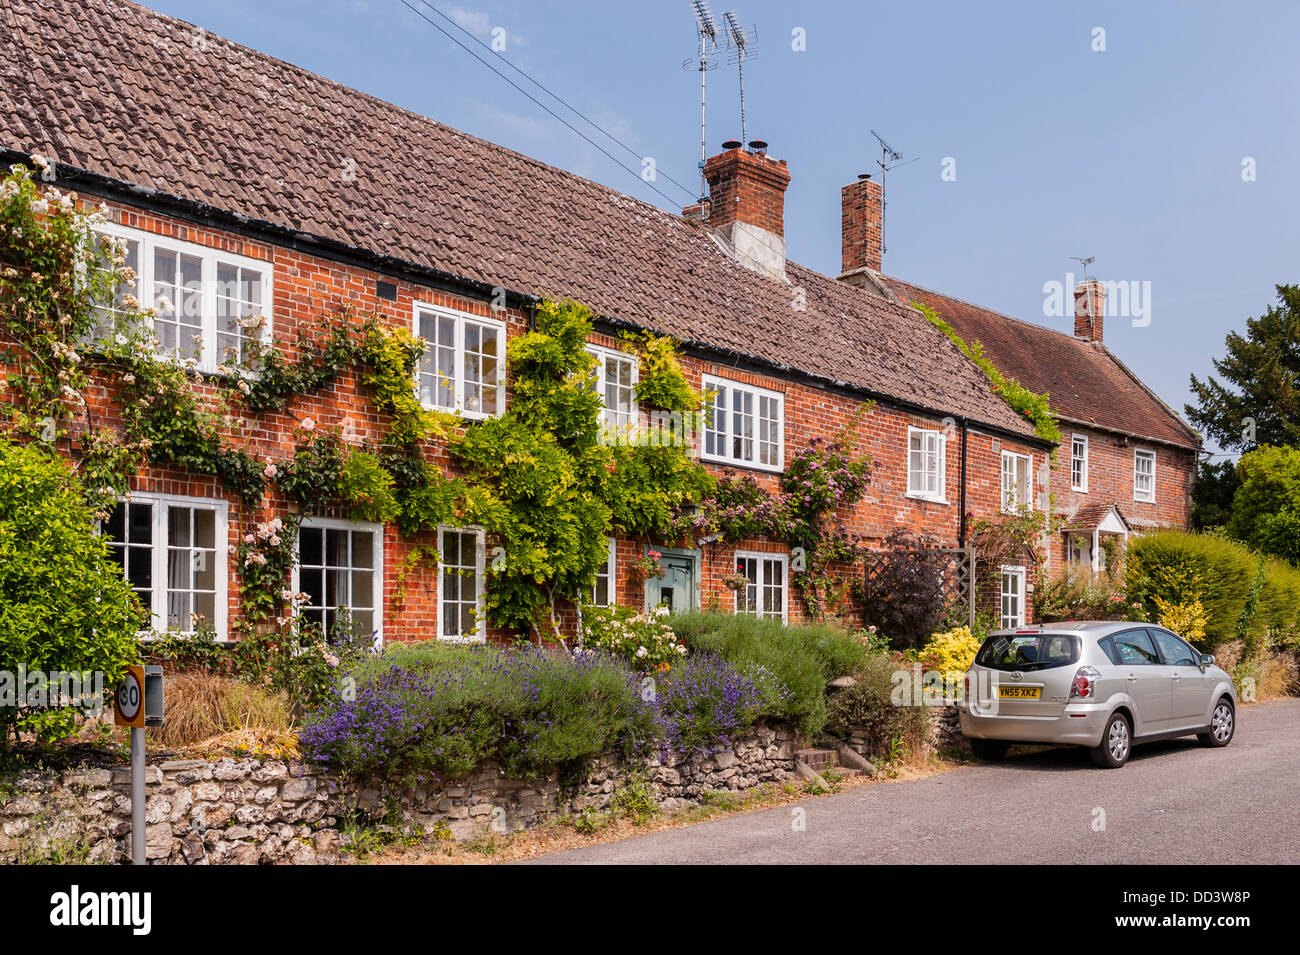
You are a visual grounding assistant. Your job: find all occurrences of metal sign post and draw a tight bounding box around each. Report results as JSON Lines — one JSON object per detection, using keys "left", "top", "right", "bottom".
{"left": 115, "top": 665, "right": 164, "bottom": 866}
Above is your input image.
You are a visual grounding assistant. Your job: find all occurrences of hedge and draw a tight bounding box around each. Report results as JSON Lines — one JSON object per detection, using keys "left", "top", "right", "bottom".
{"left": 1125, "top": 529, "right": 1300, "bottom": 649}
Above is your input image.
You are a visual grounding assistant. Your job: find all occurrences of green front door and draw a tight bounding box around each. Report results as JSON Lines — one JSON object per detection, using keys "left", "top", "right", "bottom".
{"left": 645, "top": 547, "right": 699, "bottom": 614}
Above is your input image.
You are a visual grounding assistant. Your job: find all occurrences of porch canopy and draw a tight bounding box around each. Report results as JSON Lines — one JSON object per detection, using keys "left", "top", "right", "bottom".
{"left": 1061, "top": 502, "right": 1131, "bottom": 574}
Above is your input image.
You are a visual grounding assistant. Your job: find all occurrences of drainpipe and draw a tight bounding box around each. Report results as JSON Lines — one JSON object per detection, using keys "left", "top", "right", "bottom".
{"left": 958, "top": 418, "right": 969, "bottom": 548}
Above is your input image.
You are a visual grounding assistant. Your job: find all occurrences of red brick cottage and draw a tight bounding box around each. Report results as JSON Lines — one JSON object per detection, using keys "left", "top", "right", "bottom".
{"left": 838, "top": 177, "right": 1201, "bottom": 580}
{"left": 2, "top": 0, "right": 1141, "bottom": 646}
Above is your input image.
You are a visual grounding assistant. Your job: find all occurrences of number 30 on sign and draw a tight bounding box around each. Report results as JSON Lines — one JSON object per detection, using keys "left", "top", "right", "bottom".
{"left": 115, "top": 664, "right": 146, "bottom": 728}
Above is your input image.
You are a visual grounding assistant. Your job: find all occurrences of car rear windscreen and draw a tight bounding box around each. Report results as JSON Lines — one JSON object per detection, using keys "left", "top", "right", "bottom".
{"left": 975, "top": 633, "right": 1081, "bottom": 671}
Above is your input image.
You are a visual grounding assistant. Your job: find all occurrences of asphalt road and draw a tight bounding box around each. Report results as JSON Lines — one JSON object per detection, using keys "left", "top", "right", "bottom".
{"left": 528, "top": 698, "right": 1300, "bottom": 865}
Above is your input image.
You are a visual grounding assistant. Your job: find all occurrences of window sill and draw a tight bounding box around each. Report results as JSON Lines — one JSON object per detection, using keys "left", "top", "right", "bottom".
{"left": 700, "top": 454, "right": 785, "bottom": 475}
{"left": 905, "top": 492, "right": 949, "bottom": 505}
{"left": 437, "top": 634, "right": 486, "bottom": 645}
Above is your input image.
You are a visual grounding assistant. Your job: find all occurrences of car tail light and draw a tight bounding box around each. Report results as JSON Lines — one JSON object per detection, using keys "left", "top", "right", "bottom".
{"left": 1070, "top": 666, "right": 1101, "bottom": 699}
{"left": 964, "top": 673, "right": 971, "bottom": 701}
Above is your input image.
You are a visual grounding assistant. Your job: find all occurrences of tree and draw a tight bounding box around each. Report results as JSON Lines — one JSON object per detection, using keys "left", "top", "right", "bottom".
{"left": 1187, "top": 285, "right": 1300, "bottom": 453}
{"left": 1226, "top": 445, "right": 1300, "bottom": 565}
{"left": 0, "top": 441, "right": 144, "bottom": 748}
{"left": 1191, "top": 460, "right": 1240, "bottom": 531}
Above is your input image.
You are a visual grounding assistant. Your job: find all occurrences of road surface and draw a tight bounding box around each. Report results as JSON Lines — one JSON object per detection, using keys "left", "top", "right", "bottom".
{"left": 527, "top": 698, "right": 1299, "bottom": 864}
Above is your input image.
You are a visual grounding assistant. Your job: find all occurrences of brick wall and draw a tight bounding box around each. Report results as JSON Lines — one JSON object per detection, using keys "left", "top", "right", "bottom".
{"left": 1049, "top": 423, "right": 1197, "bottom": 569}
{"left": 22, "top": 193, "right": 1053, "bottom": 643}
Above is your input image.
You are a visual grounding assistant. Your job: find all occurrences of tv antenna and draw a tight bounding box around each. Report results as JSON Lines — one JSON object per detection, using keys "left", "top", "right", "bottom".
{"left": 870, "top": 128, "right": 918, "bottom": 263}
{"left": 1070, "top": 255, "right": 1095, "bottom": 282}
{"left": 683, "top": 1, "right": 721, "bottom": 201}
{"left": 722, "top": 10, "right": 758, "bottom": 144}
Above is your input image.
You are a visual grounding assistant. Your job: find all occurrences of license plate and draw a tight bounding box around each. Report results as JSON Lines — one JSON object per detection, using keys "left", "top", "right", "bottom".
{"left": 997, "top": 686, "right": 1041, "bottom": 699}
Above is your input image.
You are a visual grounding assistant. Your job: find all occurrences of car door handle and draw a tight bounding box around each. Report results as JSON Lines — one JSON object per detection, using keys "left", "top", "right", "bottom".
{"left": 1126, "top": 673, "right": 1138, "bottom": 682}
{"left": 1171, "top": 673, "right": 1181, "bottom": 681}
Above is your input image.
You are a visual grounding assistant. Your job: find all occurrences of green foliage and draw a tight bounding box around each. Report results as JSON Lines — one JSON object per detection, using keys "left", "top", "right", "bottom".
{"left": 624, "top": 331, "right": 701, "bottom": 411}
{"left": 0, "top": 441, "right": 144, "bottom": 747}
{"left": 824, "top": 653, "right": 930, "bottom": 760}
{"left": 339, "top": 448, "right": 401, "bottom": 523}
{"left": 356, "top": 320, "right": 452, "bottom": 446}
{"left": 669, "top": 611, "right": 869, "bottom": 735}
{"left": 0, "top": 164, "right": 116, "bottom": 443}
{"left": 1192, "top": 460, "right": 1240, "bottom": 531}
{"left": 1227, "top": 445, "right": 1300, "bottom": 564}
{"left": 1035, "top": 569, "right": 1146, "bottom": 623}
{"left": 233, "top": 515, "right": 299, "bottom": 625}
{"left": 1125, "top": 529, "right": 1300, "bottom": 649}
{"left": 580, "top": 603, "right": 687, "bottom": 672}
{"left": 243, "top": 321, "right": 357, "bottom": 414}
{"left": 451, "top": 300, "right": 710, "bottom": 638}
{"left": 301, "top": 644, "right": 657, "bottom": 782}
{"left": 917, "top": 302, "right": 1062, "bottom": 445}
{"left": 1187, "top": 285, "right": 1300, "bottom": 452}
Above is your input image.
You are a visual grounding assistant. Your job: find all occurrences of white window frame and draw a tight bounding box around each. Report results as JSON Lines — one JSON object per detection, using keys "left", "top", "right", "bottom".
{"left": 591, "top": 537, "right": 617, "bottom": 607}
{"left": 103, "top": 492, "right": 230, "bottom": 639}
{"left": 1134, "top": 448, "right": 1156, "bottom": 503}
{"left": 701, "top": 374, "right": 785, "bottom": 472}
{"left": 436, "top": 525, "right": 487, "bottom": 643}
{"left": 291, "top": 516, "right": 385, "bottom": 649}
{"left": 413, "top": 302, "right": 507, "bottom": 420}
{"left": 906, "top": 427, "right": 948, "bottom": 503}
{"left": 92, "top": 222, "right": 272, "bottom": 374}
{"left": 1001, "top": 450, "right": 1033, "bottom": 512}
{"left": 586, "top": 344, "right": 639, "bottom": 434}
{"left": 999, "top": 565, "right": 1027, "bottom": 629}
{"left": 733, "top": 550, "right": 789, "bottom": 623}
{"left": 1070, "top": 434, "right": 1089, "bottom": 492}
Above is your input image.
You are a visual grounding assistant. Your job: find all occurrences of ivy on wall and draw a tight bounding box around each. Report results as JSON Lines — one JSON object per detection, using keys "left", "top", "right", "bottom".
{"left": 1, "top": 164, "right": 719, "bottom": 644}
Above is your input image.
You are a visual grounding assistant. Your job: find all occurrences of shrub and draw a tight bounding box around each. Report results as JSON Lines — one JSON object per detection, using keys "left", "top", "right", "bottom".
{"left": 0, "top": 442, "right": 144, "bottom": 747}
{"left": 1227, "top": 445, "right": 1300, "bottom": 564}
{"left": 1154, "top": 596, "right": 1209, "bottom": 647}
{"left": 580, "top": 603, "right": 687, "bottom": 672}
{"left": 654, "top": 654, "right": 763, "bottom": 756}
{"left": 670, "top": 612, "right": 868, "bottom": 735}
{"left": 153, "top": 671, "right": 294, "bottom": 747}
{"left": 1126, "top": 529, "right": 1300, "bottom": 649}
{"left": 825, "top": 654, "right": 930, "bottom": 760}
{"left": 1035, "top": 569, "right": 1145, "bottom": 622}
{"left": 918, "top": 626, "right": 982, "bottom": 678}
{"left": 1126, "top": 530, "right": 1258, "bottom": 648}
{"left": 300, "top": 645, "right": 656, "bottom": 782}
{"left": 862, "top": 529, "right": 948, "bottom": 649}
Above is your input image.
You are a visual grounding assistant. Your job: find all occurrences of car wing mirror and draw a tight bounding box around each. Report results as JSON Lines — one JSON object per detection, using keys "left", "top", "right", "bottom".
{"left": 1199, "top": 653, "right": 1214, "bottom": 670}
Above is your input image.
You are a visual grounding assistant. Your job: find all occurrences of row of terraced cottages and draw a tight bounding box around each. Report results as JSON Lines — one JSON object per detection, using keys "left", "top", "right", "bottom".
{"left": 0, "top": 0, "right": 1199, "bottom": 646}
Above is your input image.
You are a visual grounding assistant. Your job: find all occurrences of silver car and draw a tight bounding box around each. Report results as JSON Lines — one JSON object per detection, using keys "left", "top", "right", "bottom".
{"left": 961, "top": 621, "right": 1237, "bottom": 768}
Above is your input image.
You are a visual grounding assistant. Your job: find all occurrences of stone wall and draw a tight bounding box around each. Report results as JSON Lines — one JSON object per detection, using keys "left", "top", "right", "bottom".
{"left": 0, "top": 723, "right": 799, "bottom": 865}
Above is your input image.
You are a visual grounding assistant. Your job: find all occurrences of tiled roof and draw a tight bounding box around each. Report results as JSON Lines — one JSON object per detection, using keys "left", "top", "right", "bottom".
{"left": 1060, "top": 501, "right": 1130, "bottom": 532}
{"left": 0, "top": 0, "right": 1041, "bottom": 441}
{"left": 884, "top": 278, "right": 1200, "bottom": 450}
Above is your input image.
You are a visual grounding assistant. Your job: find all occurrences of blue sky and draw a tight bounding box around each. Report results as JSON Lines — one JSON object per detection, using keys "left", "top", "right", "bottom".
{"left": 151, "top": 1, "right": 1300, "bottom": 452}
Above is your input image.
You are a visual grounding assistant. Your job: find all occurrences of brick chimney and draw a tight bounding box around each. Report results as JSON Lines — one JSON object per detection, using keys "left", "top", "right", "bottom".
{"left": 1074, "top": 279, "right": 1107, "bottom": 342}
{"left": 686, "top": 144, "right": 790, "bottom": 281}
{"left": 840, "top": 174, "right": 883, "bottom": 276}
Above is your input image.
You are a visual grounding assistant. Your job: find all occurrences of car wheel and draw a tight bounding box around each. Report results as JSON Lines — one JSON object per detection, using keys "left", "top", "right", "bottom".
{"left": 1197, "top": 698, "right": 1235, "bottom": 748}
{"left": 1091, "top": 713, "right": 1131, "bottom": 768}
{"left": 969, "top": 739, "right": 1009, "bottom": 761}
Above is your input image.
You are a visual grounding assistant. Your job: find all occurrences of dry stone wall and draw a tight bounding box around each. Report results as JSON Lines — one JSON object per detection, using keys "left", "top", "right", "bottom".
{"left": 0, "top": 723, "right": 799, "bottom": 864}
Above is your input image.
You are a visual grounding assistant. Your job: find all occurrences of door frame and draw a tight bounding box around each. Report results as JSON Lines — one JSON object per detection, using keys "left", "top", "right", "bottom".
{"left": 643, "top": 545, "right": 702, "bottom": 613}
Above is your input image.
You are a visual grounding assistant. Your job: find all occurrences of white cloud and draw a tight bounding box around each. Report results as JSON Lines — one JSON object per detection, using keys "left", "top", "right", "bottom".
{"left": 447, "top": 6, "right": 491, "bottom": 38}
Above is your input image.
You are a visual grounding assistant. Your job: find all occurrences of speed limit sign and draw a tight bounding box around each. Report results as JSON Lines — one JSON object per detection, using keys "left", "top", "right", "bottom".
{"left": 115, "top": 665, "right": 146, "bottom": 728}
